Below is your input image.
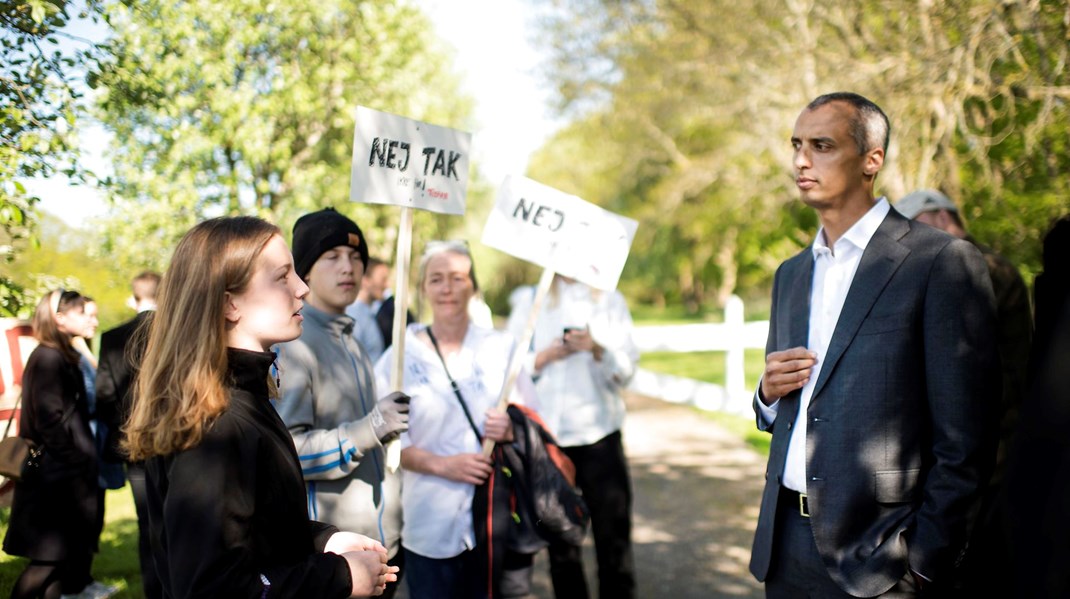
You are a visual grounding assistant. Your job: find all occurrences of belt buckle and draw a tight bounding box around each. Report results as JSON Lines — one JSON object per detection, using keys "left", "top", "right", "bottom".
{"left": 798, "top": 492, "right": 810, "bottom": 518}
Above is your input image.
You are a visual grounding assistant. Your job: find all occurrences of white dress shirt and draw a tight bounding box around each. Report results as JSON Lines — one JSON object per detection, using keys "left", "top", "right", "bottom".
{"left": 759, "top": 198, "right": 891, "bottom": 493}
{"left": 506, "top": 279, "right": 639, "bottom": 447}
{"left": 373, "top": 323, "right": 538, "bottom": 559}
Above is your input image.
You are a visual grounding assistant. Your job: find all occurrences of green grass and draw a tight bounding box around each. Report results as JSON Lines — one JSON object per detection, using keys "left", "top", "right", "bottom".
{"left": 1, "top": 488, "right": 145, "bottom": 598}
{"left": 631, "top": 303, "right": 723, "bottom": 325}
{"left": 640, "top": 348, "right": 766, "bottom": 389}
{"left": 637, "top": 349, "right": 769, "bottom": 455}
{"left": 702, "top": 410, "right": 771, "bottom": 456}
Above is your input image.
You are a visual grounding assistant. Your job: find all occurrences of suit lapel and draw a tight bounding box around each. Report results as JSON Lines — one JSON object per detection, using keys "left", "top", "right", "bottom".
{"left": 786, "top": 252, "right": 814, "bottom": 352}
{"left": 809, "top": 211, "right": 911, "bottom": 402}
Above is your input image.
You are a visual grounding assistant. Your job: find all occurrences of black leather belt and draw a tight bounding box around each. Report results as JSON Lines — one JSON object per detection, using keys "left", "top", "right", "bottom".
{"left": 781, "top": 487, "right": 810, "bottom": 518}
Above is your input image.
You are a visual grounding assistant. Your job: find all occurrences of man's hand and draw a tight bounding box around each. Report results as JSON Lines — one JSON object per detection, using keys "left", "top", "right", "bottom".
{"left": 760, "top": 347, "right": 817, "bottom": 405}
{"left": 370, "top": 392, "right": 410, "bottom": 443}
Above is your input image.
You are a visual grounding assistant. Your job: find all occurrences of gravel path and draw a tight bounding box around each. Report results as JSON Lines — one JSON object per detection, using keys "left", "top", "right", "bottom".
{"left": 528, "top": 392, "right": 766, "bottom": 598}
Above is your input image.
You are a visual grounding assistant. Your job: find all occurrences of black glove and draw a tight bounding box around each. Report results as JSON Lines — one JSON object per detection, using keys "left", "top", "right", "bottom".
{"left": 370, "top": 391, "right": 410, "bottom": 443}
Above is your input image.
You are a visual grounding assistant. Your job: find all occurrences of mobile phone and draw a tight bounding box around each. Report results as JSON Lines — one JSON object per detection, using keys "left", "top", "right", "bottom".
{"left": 563, "top": 326, "right": 583, "bottom": 335}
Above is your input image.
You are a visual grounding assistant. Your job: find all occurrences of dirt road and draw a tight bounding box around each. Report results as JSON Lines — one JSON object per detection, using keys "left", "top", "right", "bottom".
{"left": 526, "top": 393, "right": 767, "bottom": 598}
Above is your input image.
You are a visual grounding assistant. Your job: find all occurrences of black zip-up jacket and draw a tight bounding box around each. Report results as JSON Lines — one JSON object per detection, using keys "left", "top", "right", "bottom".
{"left": 145, "top": 348, "right": 352, "bottom": 599}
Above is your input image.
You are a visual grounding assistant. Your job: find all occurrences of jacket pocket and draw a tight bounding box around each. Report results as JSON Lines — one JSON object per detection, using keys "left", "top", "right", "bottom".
{"left": 874, "top": 469, "right": 920, "bottom": 503}
{"left": 857, "top": 311, "right": 913, "bottom": 336}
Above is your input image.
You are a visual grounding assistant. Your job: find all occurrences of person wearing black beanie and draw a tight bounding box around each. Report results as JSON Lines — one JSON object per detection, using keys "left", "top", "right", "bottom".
{"left": 291, "top": 207, "right": 370, "bottom": 280}
{"left": 277, "top": 207, "right": 410, "bottom": 598}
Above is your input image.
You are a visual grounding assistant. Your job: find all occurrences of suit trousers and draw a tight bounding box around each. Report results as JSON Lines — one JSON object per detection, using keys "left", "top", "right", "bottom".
{"left": 549, "top": 431, "right": 636, "bottom": 599}
{"left": 766, "top": 487, "right": 918, "bottom": 598}
{"left": 128, "top": 461, "right": 162, "bottom": 599}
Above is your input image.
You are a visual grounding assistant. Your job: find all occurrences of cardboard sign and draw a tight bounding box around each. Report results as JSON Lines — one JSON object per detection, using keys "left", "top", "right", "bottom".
{"left": 482, "top": 175, "right": 638, "bottom": 291}
{"left": 349, "top": 106, "right": 472, "bottom": 215}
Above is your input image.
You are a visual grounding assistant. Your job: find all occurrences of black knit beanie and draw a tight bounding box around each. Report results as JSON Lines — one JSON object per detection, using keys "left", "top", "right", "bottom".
{"left": 291, "top": 208, "right": 369, "bottom": 279}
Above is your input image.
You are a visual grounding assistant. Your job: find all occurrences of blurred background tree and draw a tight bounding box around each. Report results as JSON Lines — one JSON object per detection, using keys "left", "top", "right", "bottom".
{"left": 6, "top": 0, "right": 1067, "bottom": 321}
{"left": 1, "top": 0, "right": 103, "bottom": 317}
{"left": 89, "top": 0, "right": 477, "bottom": 277}
{"left": 520, "top": 0, "right": 1067, "bottom": 315}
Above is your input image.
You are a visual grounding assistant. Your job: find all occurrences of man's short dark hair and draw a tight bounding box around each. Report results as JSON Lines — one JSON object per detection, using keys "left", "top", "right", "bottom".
{"left": 807, "top": 92, "right": 890, "bottom": 155}
{"left": 365, "top": 257, "right": 387, "bottom": 273}
{"left": 132, "top": 271, "right": 161, "bottom": 302}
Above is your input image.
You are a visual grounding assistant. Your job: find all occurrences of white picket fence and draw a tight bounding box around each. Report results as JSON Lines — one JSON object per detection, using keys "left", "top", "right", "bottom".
{"left": 627, "top": 295, "right": 768, "bottom": 416}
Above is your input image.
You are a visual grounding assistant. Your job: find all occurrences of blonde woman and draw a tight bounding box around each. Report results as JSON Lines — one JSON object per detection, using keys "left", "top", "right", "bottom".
{"left": 124, "top": 216, "right": 397, "bottom": 598}
{"left": 375, "top": 240, "right": 539, "bottom": 599}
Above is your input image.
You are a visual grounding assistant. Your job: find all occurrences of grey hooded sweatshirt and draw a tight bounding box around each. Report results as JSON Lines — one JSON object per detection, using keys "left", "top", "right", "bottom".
{"left": 274, "top": 302, "right": 402, "bottom": 557}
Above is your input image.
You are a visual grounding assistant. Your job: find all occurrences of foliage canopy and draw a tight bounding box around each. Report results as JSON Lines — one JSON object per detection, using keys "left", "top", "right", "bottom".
{"left": 527, "top": 0, "right": 1068, "bottom": 311}
{"left": 1, "top": 0, "right": 102, "bottom": 316}
{"left": 91, "top": 0, "right": 476, "bottom": 276}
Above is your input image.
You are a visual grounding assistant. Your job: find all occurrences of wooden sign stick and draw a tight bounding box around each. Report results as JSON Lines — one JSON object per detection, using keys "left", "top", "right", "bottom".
{"left": 385, "top": 206, "right": 414, "bottom": 472}
{"left": 481, "top": 266, "right": 556, "bottom": 456}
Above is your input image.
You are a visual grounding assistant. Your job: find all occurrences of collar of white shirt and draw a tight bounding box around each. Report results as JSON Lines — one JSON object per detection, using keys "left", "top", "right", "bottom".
{"left": 812, "top": 197, "right": 891, "bottom": 258}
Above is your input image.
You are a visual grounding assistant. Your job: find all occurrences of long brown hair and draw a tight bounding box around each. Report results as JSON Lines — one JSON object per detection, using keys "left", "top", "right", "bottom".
{"left": 31, "top": 290, "right": 85, "bottom": 364}
{"left": 124, "top": 216, "right": 280, "bottom": 461}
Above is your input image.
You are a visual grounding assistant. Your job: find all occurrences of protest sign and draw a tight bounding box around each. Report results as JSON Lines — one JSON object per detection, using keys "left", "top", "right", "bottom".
{"left": 479, "top": 176, "right": 637, "bottom": 454}
{"left": 350, "top": 106, "right": 472, "bottom": 468}
{"left": 482, "top": 175, "right": 638, "bottom": 291}
{"left": 350, "top": 106, "right": 471, "bottom": 216}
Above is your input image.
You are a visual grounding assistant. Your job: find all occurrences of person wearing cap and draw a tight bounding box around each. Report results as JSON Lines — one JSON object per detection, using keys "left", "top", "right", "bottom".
{"left": 895, "top": 189, "right": 1033, "bottom": 595}
{"left": 275, "top": 207, "right": 410, "bottom": 599}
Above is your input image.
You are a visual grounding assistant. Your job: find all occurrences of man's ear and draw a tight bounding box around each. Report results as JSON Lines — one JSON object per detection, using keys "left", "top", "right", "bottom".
{"left": 863, "top": 148, "right": 885, "bottom": 177}
{"left": 223, "top": 291, "right": 241, "bottom": 324}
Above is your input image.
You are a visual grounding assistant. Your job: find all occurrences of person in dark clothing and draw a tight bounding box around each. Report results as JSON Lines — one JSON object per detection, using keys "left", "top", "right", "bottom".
{"left": 895, "top": 190, "right": 1033, "bottom": 594}
{"left": 995, "top": 213, "right": 1070, "bottom": 597}
{"left": 121, "top": 216, "right": 397, "bottom": 598}
{"left": 4, "top": 290, "right": 99, "bottom": 599}
{"left": 1030, "top": 214, "right": 1070, "bottom": 376}
{"left": 896, "top": 190, "right": 1033, "bottom": 476}
{"left": 375, "top": 295, "right": 414, "bottom": 352}
{"left": 95, "top": 270, "right": 160, "bottom": 599}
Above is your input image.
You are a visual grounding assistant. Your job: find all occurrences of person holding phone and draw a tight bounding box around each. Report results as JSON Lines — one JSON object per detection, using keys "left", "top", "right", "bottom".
{"left": 506, "top": 275, "right": 640, "bottom": 599}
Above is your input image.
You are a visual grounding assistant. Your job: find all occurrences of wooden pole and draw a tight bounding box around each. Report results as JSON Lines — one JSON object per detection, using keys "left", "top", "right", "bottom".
{"left": 385, "top": 206, "right": 414, "bottom": 472}
{"left": 481, "top": 266, "right": 556, "bottom": 456}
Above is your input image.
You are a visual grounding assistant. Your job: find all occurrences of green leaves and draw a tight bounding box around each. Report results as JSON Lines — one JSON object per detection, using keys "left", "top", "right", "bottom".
{"left": 529, "top": 0, "right": 1068, "bottom": 311}
{"left": 92, "top": 0, "right": 474, "bottom": 274}
{"left": 1, "top": 0, "right": 103, "bottom": 269}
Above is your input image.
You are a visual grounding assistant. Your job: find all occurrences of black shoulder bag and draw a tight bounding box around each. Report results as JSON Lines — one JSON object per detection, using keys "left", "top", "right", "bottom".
{"left": 0, "top": 394, "right": 49, "bottom": 481}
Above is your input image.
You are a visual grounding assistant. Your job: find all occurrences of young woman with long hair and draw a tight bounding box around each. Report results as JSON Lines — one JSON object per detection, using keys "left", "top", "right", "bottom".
{"left": 3, "top": 289, "right": 99, "bottom": 599}
{"left": 123, "top": 216, "right": 397, "bottom": 598}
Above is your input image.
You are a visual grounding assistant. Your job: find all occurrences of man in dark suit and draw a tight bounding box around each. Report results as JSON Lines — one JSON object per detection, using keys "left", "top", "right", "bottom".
{"left": 749, "top": 93, "right": 1000, "bottom": 597}
{"left": 96, "top": 270, "right": 161, "bottom": 599}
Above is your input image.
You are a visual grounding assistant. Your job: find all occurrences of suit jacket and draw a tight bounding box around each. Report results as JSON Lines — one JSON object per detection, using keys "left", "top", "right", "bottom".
{"left": 749, "top": 209, "right": 1000, "bottom": 597}
{"left": 95, "top": 311, "right": 152, "bottom": 462}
